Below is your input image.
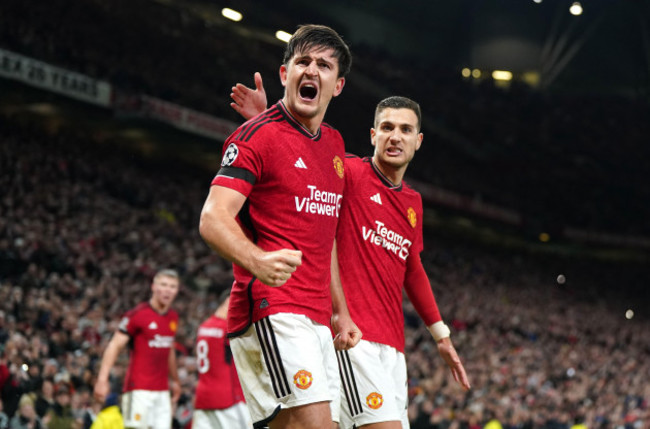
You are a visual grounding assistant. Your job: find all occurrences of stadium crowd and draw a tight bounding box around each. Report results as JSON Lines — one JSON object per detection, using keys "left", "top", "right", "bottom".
{"left": 2, "top": 0, "right": 649, "bottom": 237}
{"left": 1, "top": 116, "right": 648, "bottom": 429}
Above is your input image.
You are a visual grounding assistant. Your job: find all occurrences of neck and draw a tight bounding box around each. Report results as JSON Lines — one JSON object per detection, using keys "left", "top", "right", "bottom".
{"left": 281, "top": 98, "right": 323, "bottom": 135}
{"left": 149, "top": 298, "right": 167, "bottom": 313}
{"left": 372, "top": 156, "right": 406, "bottom": 186}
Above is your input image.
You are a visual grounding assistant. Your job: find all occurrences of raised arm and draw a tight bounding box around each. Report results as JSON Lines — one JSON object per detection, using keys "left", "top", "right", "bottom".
{"left": 199, "top": 185, "right": 302, "bottom": 287}
{"left": 230, "top": 72, "right": 268, "bottom": 120}
{"left": 404, "top": 254, "right": 471, "bottom": 390}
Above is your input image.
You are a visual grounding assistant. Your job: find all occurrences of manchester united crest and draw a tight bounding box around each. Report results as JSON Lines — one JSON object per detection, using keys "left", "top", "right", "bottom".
{"left": 293, "top": 370, "right": 313, "bottom": 390}
{"left": 333, "top": 156, "right": 344, "bottom": 179}
{"left": 169, "top": 320, "right": 177, "bottom": 332}
{"left": 366, "top": 392, "right": 383, "bottom": 409}
{"left": 407, "top": 207, "right": 417, "bottom": 228}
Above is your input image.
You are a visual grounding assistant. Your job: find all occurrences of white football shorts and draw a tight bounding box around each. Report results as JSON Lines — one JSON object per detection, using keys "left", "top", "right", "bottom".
{"left": 337, "top": 340, "right": 409, "bottom": 428}
{"left": 230, "top": 313, "right": 340, "bottom": 428}
{"left": 121, "top": 390, "right": 171, "bottom": 429}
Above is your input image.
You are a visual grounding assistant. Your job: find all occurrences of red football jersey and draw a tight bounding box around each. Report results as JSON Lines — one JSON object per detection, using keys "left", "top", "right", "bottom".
{"left": 211, "top": 101, "right": 346, "bottom": 335}
{"left": 119, "top": 302, "right": 178, "bottom": 392}
{"left": 194, "top": 315, "right": 244, "bottom": 410}
{"left": 336, "top": 156, "right": 424, "bottom": 352}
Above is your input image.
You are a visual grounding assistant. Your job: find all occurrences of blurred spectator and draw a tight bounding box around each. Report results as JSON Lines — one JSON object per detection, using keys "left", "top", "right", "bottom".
{"left": 9, "top": 394, "right": 42, "bottom": 429}
{"left": 43, "top": 382, "right": 76, "bottom": 429}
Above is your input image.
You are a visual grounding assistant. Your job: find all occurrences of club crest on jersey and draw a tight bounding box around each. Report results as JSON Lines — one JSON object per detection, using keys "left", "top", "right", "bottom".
{"left": 293, "top": 370, "right": 313, "bottom": 390}
{"left": 221, "top": 143, "right": 239, "bottom": 166}
{"left": 366, "top": 392, "right": 383, "bottom": 409}
{"left": 407, "top": 207, "right": 417, "bottom": 228}
{"left": 333, "top": 155, "right": 344, "bottom": 179}
{"left": 170, "top": 320, "right": 177, "bottom": 332}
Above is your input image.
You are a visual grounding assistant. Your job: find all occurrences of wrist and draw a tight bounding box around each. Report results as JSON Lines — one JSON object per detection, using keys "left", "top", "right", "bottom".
{"left": 427, "top": 321, "right": 451, "bottom": 342}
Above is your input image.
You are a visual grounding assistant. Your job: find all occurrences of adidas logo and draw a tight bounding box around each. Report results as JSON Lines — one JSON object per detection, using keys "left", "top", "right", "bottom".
{"left": 259, "top": 298, "right": 269, "bottom": 309}
{"left": 148, "top": 321, "right": 158, "bottom": 330}
{"left": 370, "top": 193, "right": 382, "bottom": 205}
{"left": 294, "top": 158, "right": 307, "bottom": 169}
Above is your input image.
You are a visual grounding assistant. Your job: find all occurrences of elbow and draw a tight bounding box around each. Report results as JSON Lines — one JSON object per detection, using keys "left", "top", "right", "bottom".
{"left": 198, "top": 211, "right": 212, "bottom": 244}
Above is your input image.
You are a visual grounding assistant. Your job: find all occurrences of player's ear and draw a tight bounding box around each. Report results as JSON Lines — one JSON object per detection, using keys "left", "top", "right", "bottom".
{"left": 415, "top": 133, "right": 423, "bottom": 151}
{"left": 279, "top": 64, "right": 288, "bottom": 87}
{"left": 370, "top": 127, "right": 377, "bottom": 147}
{"left": 332, "top": 77, "right": 345, "bottom": 98}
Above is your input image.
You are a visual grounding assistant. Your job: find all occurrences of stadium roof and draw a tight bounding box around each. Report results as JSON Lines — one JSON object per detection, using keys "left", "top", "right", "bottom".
{"left": 218, "top": 0, "right": 650, "bottom": 97}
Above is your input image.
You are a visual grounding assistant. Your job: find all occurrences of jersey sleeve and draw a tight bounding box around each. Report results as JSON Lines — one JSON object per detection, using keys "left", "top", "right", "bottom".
{"left": 118, "top": 309, "right": 138, "bottom": 337}
{"left": 210, "top": 135, "right": 265, "bottom": 197}
{"left": 403, "top": 253, "right": 442, "bottom": 326}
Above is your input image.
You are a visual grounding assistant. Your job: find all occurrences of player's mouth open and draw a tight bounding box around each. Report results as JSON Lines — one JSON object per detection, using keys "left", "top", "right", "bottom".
{"left": 299, "top": 84, "right": 318, "bottom": 100}
{"left": 387, "top": 147, "right": 402, "bottom": 156}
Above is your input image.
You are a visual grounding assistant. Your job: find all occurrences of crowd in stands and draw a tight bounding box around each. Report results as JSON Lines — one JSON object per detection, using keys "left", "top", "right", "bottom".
{"left": 2, "top": 0, "right": 650, "bottom": 237}
{"left": 1, "top": 116, "right": 648, "bottom": 428}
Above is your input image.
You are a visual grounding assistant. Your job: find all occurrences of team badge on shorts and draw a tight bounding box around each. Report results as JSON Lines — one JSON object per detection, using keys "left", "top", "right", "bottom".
{"left": 293, "top": 370, "right": 313, "bottom": 390}
{"left": 333, "top": 156, "right": 344, "bottom": 179}
{"left": 366, "top": 392, "right": 384, "bottom": 409}
{"left": 407, "top": 207, "right": 417, "bottom": 228}
{"left": 221, "top": 143, "right": 239, "bottom": 166}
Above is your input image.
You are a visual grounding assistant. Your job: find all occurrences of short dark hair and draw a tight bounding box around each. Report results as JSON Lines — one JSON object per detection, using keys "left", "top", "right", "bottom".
{"left": 283, "top": 24, "right": 352, "bottom": 78}
{"left": 374, "top": 96, "right": 422, "bottom": 131}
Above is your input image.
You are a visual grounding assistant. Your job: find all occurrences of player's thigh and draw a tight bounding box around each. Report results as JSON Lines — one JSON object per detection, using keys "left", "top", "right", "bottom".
{"left": 270, "top": 400, "right": 333, "bottom": 429}
{"left": 231, "top": 313, "right": 339, "bottom": 427}
{"left": 337, "top": 340, "right": 408, "bottom": 428}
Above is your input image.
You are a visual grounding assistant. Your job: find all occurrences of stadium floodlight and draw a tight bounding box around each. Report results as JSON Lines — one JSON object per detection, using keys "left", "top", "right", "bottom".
{"left": 461, "top": 68, "right": 471, "bottom": 78}
{"left": 492, "top": 70, "right": 513, "bottom": 81}
{"left": 471, "top": 68, "right": 481, "bottom": 78}
{"left": 533, "top": 0, "right": 542, "bottom": 3}
{"left": 222, "top": 8, "right": 242, "bottom": 22}
{"left": 569, "top": 2, "right": 583, "bottom": 16}
{"left": 275, "top": 30, "right": 292, "bottom": 43}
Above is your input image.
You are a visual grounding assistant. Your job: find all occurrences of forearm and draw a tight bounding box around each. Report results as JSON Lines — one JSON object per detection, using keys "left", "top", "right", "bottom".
{"left": 97, "top": 341, "right": 121, "bottom": 382}
{"left": 404, "top": 255, "right": 442, "bottom": 326}
{"left": 199, "top": 205, "right": 263, "bottom": 272}
{"left": 168, "top": 349, "right": 180, "bottom": 384}
{"left": 329, "top": 240, "right": 351, "bottom": 317}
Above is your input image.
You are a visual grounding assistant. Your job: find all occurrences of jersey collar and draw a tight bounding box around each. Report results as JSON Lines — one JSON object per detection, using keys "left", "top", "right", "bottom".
{"left": 277, "top": 101, "right": 322, "bottom": 140}
{"left": 368, "top": 158, "right": 403, "bottom": 191}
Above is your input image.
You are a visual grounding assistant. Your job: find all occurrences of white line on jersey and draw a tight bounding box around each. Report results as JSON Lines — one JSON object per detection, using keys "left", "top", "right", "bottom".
{"left": 370, "top": 193, "right": 383, "bottom": 205}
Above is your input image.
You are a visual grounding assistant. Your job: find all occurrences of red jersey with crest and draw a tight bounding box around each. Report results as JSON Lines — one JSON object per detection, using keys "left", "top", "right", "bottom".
{"left": 194, "top": 315, "right": 245, "bottom": 410}
{"left": 211, "top": 101, "right": 346, "bottom": 336}
{"left": 119, "top": 302, "right": 178, "bottom": 392}
{"left": 336, "top": 156, "right": 424, "bottom": 352}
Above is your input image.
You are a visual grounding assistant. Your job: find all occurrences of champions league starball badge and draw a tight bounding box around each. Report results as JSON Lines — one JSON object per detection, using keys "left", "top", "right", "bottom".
{"left": 221, "top": 143, "right": 239, "bottom": 166}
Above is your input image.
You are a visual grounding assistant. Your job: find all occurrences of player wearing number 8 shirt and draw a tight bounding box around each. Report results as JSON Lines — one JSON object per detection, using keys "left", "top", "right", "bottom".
{"left": 193, "top": 291, "right": 251, "bottom": 429}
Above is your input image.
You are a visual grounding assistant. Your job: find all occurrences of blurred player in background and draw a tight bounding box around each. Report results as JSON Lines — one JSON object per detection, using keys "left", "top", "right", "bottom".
{"left": 193, "top": 290, "right": 251, "bottom": 429}
{"left": 94, "top": 269, "right": 181, "bottom": 429}
{"left": 199, "top": 24, "right": 361, "bottom": 429}
{"left": 230, "top": 77, "right": 471, "bottom": 429}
